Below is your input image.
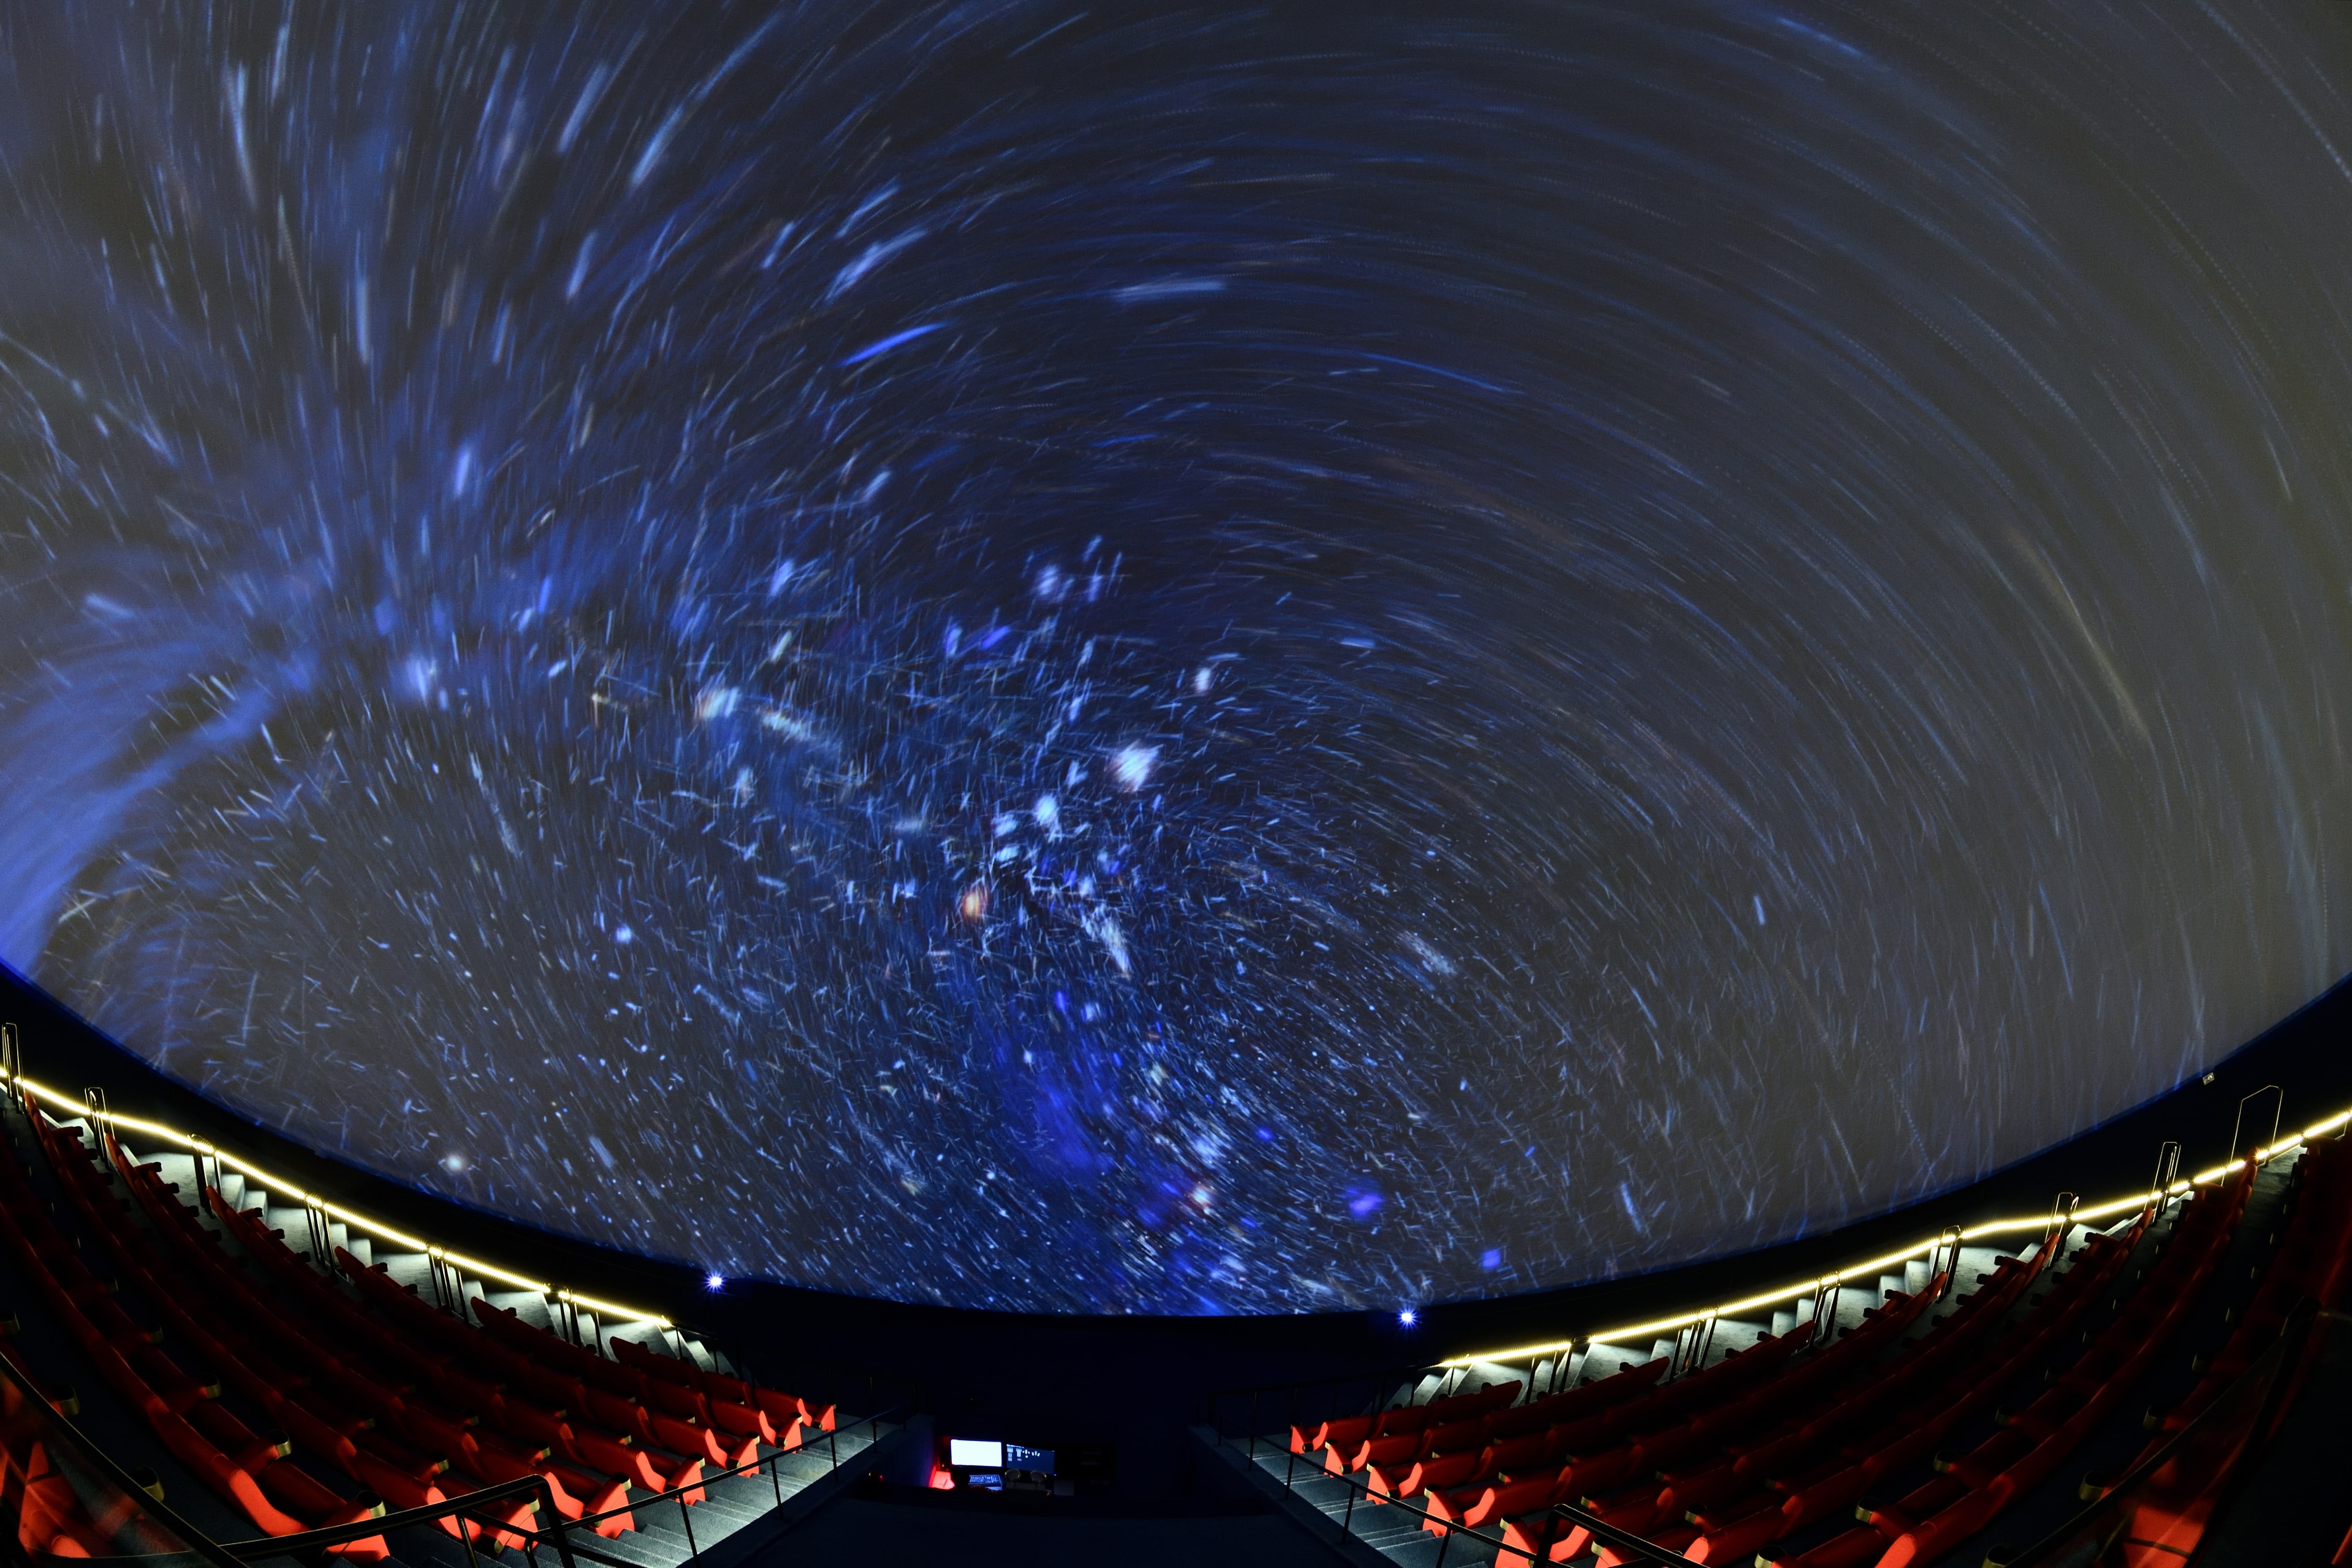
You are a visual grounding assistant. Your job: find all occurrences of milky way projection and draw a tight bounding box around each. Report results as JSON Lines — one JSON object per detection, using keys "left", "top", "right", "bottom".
{"left": 2, "top": 3, "right": 2349, "bottom": 1315}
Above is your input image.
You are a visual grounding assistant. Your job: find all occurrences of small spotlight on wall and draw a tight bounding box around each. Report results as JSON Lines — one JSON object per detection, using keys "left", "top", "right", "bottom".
{"left": 705, "top": 1273, "right": 725, "bottom": 1292}
{"left": 1398, "top": 1308, "right": 1419, "bottom": 1328}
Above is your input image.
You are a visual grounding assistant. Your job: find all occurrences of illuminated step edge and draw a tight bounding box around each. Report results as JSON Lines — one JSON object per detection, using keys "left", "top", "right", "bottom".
{"left": 0, "top": 1066, "right": 671, "bottom": 1330}
{"left": 1442, "top": 1108, "right": 2349, "bottom": 1370}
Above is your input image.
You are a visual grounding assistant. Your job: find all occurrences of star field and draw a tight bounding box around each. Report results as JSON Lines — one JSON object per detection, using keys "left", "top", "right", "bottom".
{"left": 1, "top": 3, "right": 2349, "bottom": 1313}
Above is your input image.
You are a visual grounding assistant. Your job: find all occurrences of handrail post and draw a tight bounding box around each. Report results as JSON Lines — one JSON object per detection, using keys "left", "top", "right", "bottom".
{"left": 1558, "top": 1338, "right": 1587, "bottom": 1394}
{"left": 1283, "top": 1386, "right": 1300, "bottom": 1492}
{"left": 1248, "top": 1390, "right": 1259, "bottom": 1459}
{"left": 1807, "top": 1275, "right": 1839, "bottom": 1348}
{"left": 2231, "top": 1086, "right": 2284, "bottom": 1163}
{"left": 678, "top": 1492, "right": 698, "bottom": 1563}
{"left": 82, "top": 1086, "right": 111, "bottom": 1164}
{"left": 540, "top": 1480, "right": 577, "bottom": 1568}
{"left": 2150, "top": 1140, "right": 2181, "bottom": 1212}
{"left": 1338, "top": 1473, "right": 1357, "bottom": 1541}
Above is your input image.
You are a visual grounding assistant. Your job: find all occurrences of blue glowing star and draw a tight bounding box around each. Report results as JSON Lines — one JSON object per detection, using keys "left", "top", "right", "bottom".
{"left": 1398, "top": 1308, "right": 1419, "bottom": 1328}
{"left": 705, "top": 1273, "right": 725, "bottom": 1292}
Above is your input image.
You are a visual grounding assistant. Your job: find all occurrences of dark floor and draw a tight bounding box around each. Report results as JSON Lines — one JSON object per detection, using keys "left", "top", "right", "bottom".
{"left": 736, "top": 1487, "right": 1325, "bottom": 1568}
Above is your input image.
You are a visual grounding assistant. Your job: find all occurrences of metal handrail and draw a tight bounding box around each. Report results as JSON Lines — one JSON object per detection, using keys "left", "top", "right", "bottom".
{"left": 1214, "top": 1219, "right": 2174, "bottom": 1566}
{"left": 1211, "top": 1361, "right": 1551, "bottom": 1491}
{"left": 0, "top": 1177, "right": 579, "bottom": 1566}
{"left": 0, "top": 1358, "right": 895, "bottom": 1568}
{"left": 1225, "top": 1425, "right": 1700, "bottom": 1566}
{"left": 1546, "top": 1495, "right": 1704, "bottom": 1567}
{"left": 2230, "top": 1086, "right": 2284, "bottom": 1165}
{"left": 215, "top": 1474, "right": 567, "bottom": 1563}
{"left": 0, "top": 1044, "right": 902, "bottom": 1568}
{"left": 2003, "top": 1297, "right": 2321, "bottom": 1568}
{"left": 556, "top": 1403, "right": 905, "bottom": 1536}
{"left": 1208, "top": 1357, "right": 1468, "bottom": 1409}
{"left": 0, "top": 1333, "right": 244, "bottom": 1567}
{"left": 205, "top": 1406, "right": 900, "bottom": 1564}
{"left": 0, "top": 1119, "right": 895, "bottom": 1568}
{"left": 1203, "top": 1182, "right": 2201, "bottom": 1434}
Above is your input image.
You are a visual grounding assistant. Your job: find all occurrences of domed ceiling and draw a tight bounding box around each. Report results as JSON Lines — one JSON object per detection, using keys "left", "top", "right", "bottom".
{"left": 1, "top": 2, "right": 2348, "bottom": 1311}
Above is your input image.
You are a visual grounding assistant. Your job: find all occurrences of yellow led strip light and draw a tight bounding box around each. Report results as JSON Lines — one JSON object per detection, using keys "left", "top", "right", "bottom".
{"left": 12, "top": 1058, "right": 2327, "bottom": 1359}
{"left": 1442, "top": 1111, "right": 2344, "bottom": 1369}
{"left": 1, "top": 1068, "right": 671, "bottom": 1329}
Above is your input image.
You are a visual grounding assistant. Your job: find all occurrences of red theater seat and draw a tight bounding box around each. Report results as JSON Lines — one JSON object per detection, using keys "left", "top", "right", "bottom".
{"left": 4, "top": 1096, "right": 689, "bottom": 1553}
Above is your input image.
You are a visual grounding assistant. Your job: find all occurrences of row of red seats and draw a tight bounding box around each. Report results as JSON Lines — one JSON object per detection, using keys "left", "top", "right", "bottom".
{"left": 0, "top": 1101, "right": 396, "bottom": 1556}
{"left": 48, "top": 1101, "right": 750, "bottom": 1551}
{"left": 1577, "top": 1258, "right": 2041, "bottom": 1562}
{"left": 0, "top": 1352, "right": 177, "bottom": 1559}
{"left": 1342, "top": 1364, "right": 1665, "bottom": 1508}
{"left": 324, "top": 1239, "right": 835, "bottom": 1470}
{"left": 1786, "top": 1166, "right": 2254, "bottom": 1568}
{"left": 1663, "top": 1227, "right": 2112, "bottom": 1564}
{"left": 79, "top": 1117, "right": 550, "bottom": 1549}
{"left": 1292, "top": 1375, "right": 1526, "bottom": 1467}
{"left": 187, "top": 1153, "right": 835, "bottom": 1511}
{"left": 2099, "top": 1136, "right": 2352, "bottom": 1565}
{"left": 125, "top": 1128, "right": 824, "bottom": 1542}
{"left": 2163, "top": 1136, "right": 2352, "bottom": 1428}
{"left": 118, "top": 1167, "right": 638, "bottom": 1541}
{"left": 1399, "top": 1260, "right": 1975, "bottom": 1560}
{"left": 86, "top": 1117, "right": 820, "bottom": 1543}
{"left": 1505, "top": 1250, "right": 2042, "bottom": 1568}
{"left": 1296, "top": 1308, "right": 1863, "bottom": 1509}
{"left": 141, "top": 1150, "right": 693, "bottom": 1535}
{"left": 1456, "top": 1214, "right": 2157, "bottom": 1566}
{"left": 1333, "top": 1321, "right": 1835, "bottom": 1521}
{"left": 480, "top": 1292, "right": 834, "bottom": 1440}
{"left": 4, "top": 1424, "right": 117, "bottom": 1557}
{"left": 3, "top": 1097, "right": 843, "bottom": 1560}
{"left": 608, "top": 1332, "right": 834, "bottom": 1436}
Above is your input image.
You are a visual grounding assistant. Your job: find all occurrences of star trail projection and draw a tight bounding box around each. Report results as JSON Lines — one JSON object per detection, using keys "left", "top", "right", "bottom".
{"left": 1, "top": 3, "right": 2350, "bottom": 1315}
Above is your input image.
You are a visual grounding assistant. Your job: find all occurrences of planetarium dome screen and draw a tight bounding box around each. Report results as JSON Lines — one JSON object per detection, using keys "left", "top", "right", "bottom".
{"left": 1, "top": 3, "right": 2348, "bottom": 1316}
